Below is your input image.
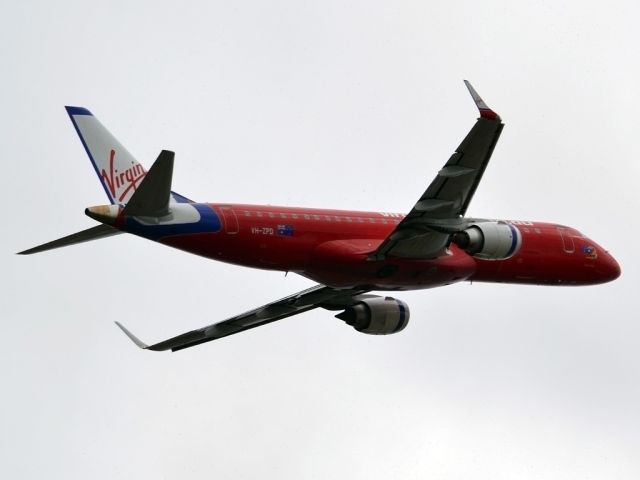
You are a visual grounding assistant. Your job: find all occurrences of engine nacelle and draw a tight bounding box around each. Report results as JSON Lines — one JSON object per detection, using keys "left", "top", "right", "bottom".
{"left": 453, "top": 221, "right": 522, "bottom": 260}
{"left": 336, "top": 296, "right": 410, "bottom": 335}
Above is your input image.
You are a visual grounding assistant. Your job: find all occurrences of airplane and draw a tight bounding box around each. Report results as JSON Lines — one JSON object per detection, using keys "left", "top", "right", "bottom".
{"left": 19, "top": 81, "right": 621, "bottom": 352}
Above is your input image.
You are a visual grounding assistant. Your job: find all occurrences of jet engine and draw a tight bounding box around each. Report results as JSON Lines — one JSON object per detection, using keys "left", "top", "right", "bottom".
{"left": 452, "top": 221, "right": 522, "bottom": 260}
{"left": 336, "top": 296, "right": 409, "bottom": 335}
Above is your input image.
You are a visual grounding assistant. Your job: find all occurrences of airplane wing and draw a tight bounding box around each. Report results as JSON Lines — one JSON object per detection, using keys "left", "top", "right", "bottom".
{"left": 116, "top": 284, "right": 368, "bottom": 351}
{"left": 369, "top": 80, "right": 504, "bottom": 260}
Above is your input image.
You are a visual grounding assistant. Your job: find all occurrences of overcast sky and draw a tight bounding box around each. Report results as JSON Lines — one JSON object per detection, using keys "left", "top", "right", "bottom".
{"left": 2, "top": 1, "right": 639, "bottom": 478}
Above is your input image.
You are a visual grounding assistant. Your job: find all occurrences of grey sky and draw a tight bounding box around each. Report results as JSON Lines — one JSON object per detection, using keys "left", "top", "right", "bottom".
{"left": 2, "top": 1, "right": 639, "bottom": 478}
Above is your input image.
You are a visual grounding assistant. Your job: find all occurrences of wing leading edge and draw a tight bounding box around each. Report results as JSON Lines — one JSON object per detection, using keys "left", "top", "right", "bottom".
{"left": 116, "top": 285, "right": 368, "bottom": 351}
{"left": 370, "top": 80, "right": 504, "bottom": 260}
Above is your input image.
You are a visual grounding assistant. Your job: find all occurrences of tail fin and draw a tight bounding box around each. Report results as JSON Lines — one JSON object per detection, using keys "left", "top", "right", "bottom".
{"left": 66, "top": 107, "right": 146, "bottom": 204}
{"left": 65, "top": 107, "right": 192, "bottom": 205}
{"left": 20, "top": 150, "right": 176, "bottom": 255}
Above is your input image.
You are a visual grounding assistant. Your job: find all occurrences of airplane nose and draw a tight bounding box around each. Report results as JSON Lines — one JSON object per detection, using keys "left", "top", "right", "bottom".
{"left": 598, "top": 252, "right": 621, "bottom": 283}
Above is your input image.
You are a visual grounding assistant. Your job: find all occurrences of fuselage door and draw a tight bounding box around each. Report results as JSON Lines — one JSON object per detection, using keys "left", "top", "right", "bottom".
{"left": 220, "top": 206, "right": 239, "bottom": 234}
{"left": 557, "top": 227, "right": 575, "bottom": 253}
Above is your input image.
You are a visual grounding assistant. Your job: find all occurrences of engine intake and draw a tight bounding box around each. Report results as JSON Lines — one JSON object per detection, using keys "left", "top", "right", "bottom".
{"left": 336, "top": 296, "right": 409, "bottom": 335}
{"left": 452, "top": 221, "right": 522, "bottom": 260}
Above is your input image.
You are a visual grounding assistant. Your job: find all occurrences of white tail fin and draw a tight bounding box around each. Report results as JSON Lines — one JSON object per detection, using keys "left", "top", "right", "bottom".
{"left": 66, "top": 107, "right": 148, "bottom": 204}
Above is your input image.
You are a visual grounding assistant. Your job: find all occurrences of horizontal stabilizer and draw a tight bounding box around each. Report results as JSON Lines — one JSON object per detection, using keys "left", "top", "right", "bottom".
{"left": 122, "top": 150, "right": 174, "bottom": 217}
{"left": 18, "top": 224, "right": 121, "bottom": 255}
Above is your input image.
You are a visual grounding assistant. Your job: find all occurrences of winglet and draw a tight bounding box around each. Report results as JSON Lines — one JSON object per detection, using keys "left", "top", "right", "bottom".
{"left": 115, "top": 321, "right": 149, "bottom": 349}
{"left": 122, "top": 150, "right": 175, "bottom": 217}
{"left": 464, "top": 80, "right": 501, "bottom": 121}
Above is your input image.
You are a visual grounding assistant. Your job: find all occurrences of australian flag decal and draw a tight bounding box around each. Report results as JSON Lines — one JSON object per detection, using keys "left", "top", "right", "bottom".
{"left": 277, "top": 224, "right": 294, "bottom": 236}
{"left": 582, "top": 245, "right": 598, "bottom": 259}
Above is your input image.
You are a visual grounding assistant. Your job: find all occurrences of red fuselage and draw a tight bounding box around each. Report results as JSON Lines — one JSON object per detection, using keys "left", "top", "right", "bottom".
{"left": 155, "top": 203, "right": 620, "bottom": 290}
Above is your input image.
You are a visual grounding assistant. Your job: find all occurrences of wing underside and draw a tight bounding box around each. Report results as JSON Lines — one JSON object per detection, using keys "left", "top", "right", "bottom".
{"left": 370, "top": 80, "right": 503, "bottom": 260}
{"left": 116, "top": 285, "right": 368, "bottom": 351}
